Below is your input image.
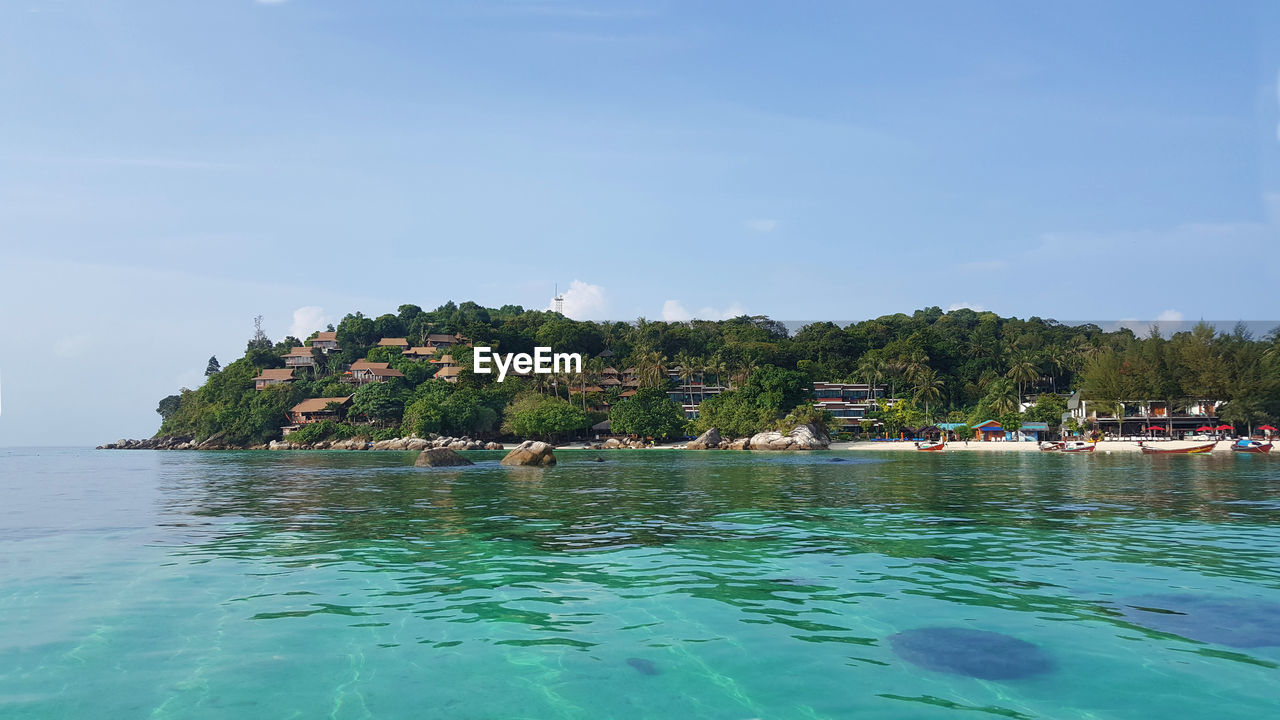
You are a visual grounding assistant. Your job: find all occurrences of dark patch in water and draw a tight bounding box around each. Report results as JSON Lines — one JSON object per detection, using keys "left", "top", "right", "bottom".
{"left": 1114, "top": 595, "right": 1280, "bottom": 648}
{"left": 626, "top": 657, "right": 659, "bottom": 675}
{"left": 889, "top": 627, "right": 1054, "bottom": 680}
{"left": 829, "top": 457, "right": 849, "bottom": 463}
{"left": 592, "top": 457, "right": 606, "bottom": 462}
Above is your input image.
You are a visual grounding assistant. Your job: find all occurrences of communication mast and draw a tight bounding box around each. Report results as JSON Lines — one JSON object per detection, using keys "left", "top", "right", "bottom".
{"left": 553, "top": 284, "right": 564, "bottom": 315}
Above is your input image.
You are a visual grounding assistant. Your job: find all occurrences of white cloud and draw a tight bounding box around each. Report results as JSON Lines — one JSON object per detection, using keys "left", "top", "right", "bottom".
{"left": 745, "top": 219, "right": 777, "bottom": 233}
{"left": 662, "top": 300, "right": 746, "bottom": 321}
{"left": 289, "top": 306, "right": 329, "bottom": 340}
{"left": 1156, "top": 309, "right": 1183, "bottom": 322}
{"left": 661, "top": 300, "right": 691, "bottom": 322}
{"left": 548, "top": 280, "right": 609, "bottom": 320}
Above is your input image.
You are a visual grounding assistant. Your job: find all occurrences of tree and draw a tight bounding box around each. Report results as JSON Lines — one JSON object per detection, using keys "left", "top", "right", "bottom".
{"left": 610, "top": 387, "right": 688, "bottom": 440}
{"left": 156, "top": 394, "right": 183, "bottom": 421}
{"left": 912, "top": 367, "right": 944, "bottom": 421}
{"left": 501, "top": 392, "right": 590, "bottom": 441}
{"left": 350, "top": 381, "right": 408, "bottom": 426}
{"left": 204, "top": 356, "right": 221, "bottom": 377}
{"left": 246, "top": 315, "right": 273, "bottom": 352}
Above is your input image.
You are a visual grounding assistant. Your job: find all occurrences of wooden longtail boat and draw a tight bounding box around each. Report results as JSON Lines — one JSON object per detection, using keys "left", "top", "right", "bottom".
{"left": 1039, "top": 441, "right": 1065, "bottom": 452}
{"left": 1230, "top": 440, "right": 1273, "bottom": 454}
{"left": 915, "top": 440, "right": 945, "bottom": 452}
{"left": 1139, "top": 441, "right": 1216, "bottom": 455}
{"left": 1060, "top": 441, "right": 1096, "bottom": 453}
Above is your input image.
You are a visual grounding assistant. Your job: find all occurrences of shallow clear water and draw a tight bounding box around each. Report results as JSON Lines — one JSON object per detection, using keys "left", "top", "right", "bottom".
{"left": 2, "top": 447, "right": 1279, "bottom": 719}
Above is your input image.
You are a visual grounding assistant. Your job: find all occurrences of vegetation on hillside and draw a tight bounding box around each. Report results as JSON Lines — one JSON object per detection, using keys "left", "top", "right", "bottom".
{"left": 155, "top": 302, "right": 1280, "bottom": 445}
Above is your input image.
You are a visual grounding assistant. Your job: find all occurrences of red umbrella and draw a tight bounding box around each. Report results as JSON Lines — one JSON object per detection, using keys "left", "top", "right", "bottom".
{"left": 1259, "top": 425, "right": 1278, "bottom": 432}
{"left": 1143, "top": 426, "right": 1165, "bottom": 432}
{"left": 1215, "top": 424, "right": 1235, "bottom": 431}
{"left": 1196, "top": 425, "right": 1215, "bottom": 432}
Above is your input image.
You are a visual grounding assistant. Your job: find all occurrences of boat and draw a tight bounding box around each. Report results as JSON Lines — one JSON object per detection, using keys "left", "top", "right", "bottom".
{"left": 1039, "top": 441, "right": 1065, "bottom": 452}
{"left": 1060, "top": 441, "right": 1096, "bottom": 453}
{"left": 915, "top": 440, "right": 945, "bottom": 452}
{"left": 1230, "top": 439, "right": 1273, "bottom": 454}
{"left": 1139, "top": 441, "right": 1216, "bottom": 455}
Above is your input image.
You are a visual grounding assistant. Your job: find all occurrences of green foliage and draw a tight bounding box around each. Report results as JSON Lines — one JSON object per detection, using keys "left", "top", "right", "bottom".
{"left": 1024, "top": 393, "right": 1067, "bottom": 425}
{"left": 953, "top": 424, "right": 975, "bottom": 441}
{"left": 288, "top": 420, "right": 359, "bottom": 444}
{"left": 156, "top": 394, "right": 182, "bottom": 421}
{"left": 350, "top": 381, "right": 409, "bottom": 426}
{"left": 775, "top": 403, "right": 836, "bottom": 435}
{"left": 693, "top": 365, "right": 810, "bottom": 437}
{"left": 500, "top": 392, "right": 590, "bottom": 440}
{"left": 869, "top": 399, "right": 925, "bottom": 436}
{"left": 205, "top": 356, "right": 221, "bottom": 377}
{"left": 609, "top": 387, "right": 688, "bottom": 440}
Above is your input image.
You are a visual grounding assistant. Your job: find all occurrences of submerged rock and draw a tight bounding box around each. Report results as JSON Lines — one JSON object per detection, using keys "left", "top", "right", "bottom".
{"left": 1114, "top": 595, "right": 1280, "bottom": 648}
{"left": 888, "top": 627, "right": 1054, "bottom": 680}
{"left": 414, "top": 448, "right": 474, "bottom": 467}
{"left": 500, "top": 441, "right": 557, "bottom": 467}
{"left": 626, "top": 658, "right": 659, "bottom": 676}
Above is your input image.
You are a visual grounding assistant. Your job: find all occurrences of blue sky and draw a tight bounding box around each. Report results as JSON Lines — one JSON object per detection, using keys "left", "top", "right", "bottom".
{"left": 1, "top": 1, "right": 1278, "bottom": 445}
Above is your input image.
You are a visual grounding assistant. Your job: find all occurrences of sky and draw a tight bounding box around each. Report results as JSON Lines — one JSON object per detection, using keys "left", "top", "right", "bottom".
{"left": 1, "top": 1, "right": 1278, "bottom": 445}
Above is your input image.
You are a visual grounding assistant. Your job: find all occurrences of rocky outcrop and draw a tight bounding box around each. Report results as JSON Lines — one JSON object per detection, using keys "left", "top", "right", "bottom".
{"left": 98, "top": 435, "right": 195, "bottom": 450}
{"left": 500, "top": 440, "right": 557, "bottom": 467}
{"left": 747, "top": 423, "right": 829, "bottom": 451}
{"left": 485, "top": 442, "right": 505, "bottom": 450}
{"left": 686, "top": 428, "right": 722, "bottom": 450}
{"left": 414, "top": 448, "right": 474, "bottom": 467}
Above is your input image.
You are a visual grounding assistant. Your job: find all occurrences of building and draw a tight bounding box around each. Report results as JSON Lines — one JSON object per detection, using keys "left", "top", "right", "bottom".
{"left": 252, "top": 368, "right": 295, "bottom": 390}
{"left": 434, "top": 365, "right": 463, "bottom": 384}
{"left": 665, "top": 368, "right": 729, "bottom": 419}
{"left": 288, "top": 396, "right": 351, "bottom": 425}
{"left": 283, "top": 345, "right": 316, "bottom": 368}
{"left": 1017, "top": 422, "right": 1049, "bottom": 442}
{"left": 376, "top": 337, "right": 409, "bottom": 350}
{"left": 425, "top": 333, "right": 469, "bottom": 349}
{"left": 309, "top": 331, "right": 340, "bottom": 352}
{"left": 1067, "top": 391, "right": 1223, "bottom": 436}
{"left": 972, "top": 419, "right": 1004, "bottom": 441}
{"left": 402, "top": 346, "right": 435, "bottom": 359}
{"left": 347, "top": 360, "right": 405, "bottom": 385}
{"left": 429, "top": 354, "right": 457, "bottom": 367}
{"left": 811, "top": 382, "right": 887, "bottom": 432}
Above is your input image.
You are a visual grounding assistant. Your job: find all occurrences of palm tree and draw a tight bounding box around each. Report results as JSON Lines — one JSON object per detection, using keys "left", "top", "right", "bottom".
{"left": 857, "top": 356, "right": 884, "bottom": 402}
{"left": 903, "top": 350, "right": 930, "bottom": 384}
{"left": 674, "top": 352, "right": 699, "bottom": 404}
{"left": 1007, "top": 353, "right": 1039, "bottom": 404}
{"left": 1044, "top": 346, "right": 1068, "bottom": 394}
{"left": 913, "top": 367, "right": 944, "bottom": 422}
{"left": 637, "top": 350, "right": 669, "bottom": 388}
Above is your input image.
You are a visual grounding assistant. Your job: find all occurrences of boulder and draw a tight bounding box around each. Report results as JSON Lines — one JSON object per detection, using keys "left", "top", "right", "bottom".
{"left": 406, "top": 438, "right": 430, "bottom": 451}
{"left": 747, "top": 423, "right": 829, "bottom": 451}
{"left": 414, "top": 448, "right": 474, "bottom": 467}
{"left": 603, "top": 438, "right": 622, "bottom": 449}
{"left": 725, "top": 438, "right": 750, "bottom": 450}
{"left": 500, "top": 440, "right": 557, "bottom": 467}
{"left": 484, "top": 442, "right": 505, "bottom": 450}
{"left": 687, "top": 428, "right": 722, "bottom": 450}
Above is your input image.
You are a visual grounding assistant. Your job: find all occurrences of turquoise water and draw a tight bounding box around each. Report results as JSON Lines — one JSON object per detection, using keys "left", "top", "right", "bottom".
{"left": 2, "top": 448, "right": 1279, "bottom": 719}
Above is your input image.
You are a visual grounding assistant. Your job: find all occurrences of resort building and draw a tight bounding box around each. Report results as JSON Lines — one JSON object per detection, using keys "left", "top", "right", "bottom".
{"left": 401, "top": 346, "right": 435, "bottom": 359}
{"left": 283, "top": 345, "right": 316, "bottom": 368}
{"left": 1067, "top": 391, "right": 1223, "bottom": 436}
{"left": 435, "top": 365, "right": 463, "bottom": 384}
{"left": 665, "top": 367, "right": 730, "bottom": 419}
{"left": 287, "top": 396, "right": 351, "bottom": 425}
{"left": 308, "top": 331, "right": 341, "bottom": 352}
{"left": 346, "top": 360, "right": 404, "bottom": 385}
{"left": 376, "top": 338, "right": 409, "bottom": 350}
{"left": 429, "top": 354, "right": 457, "bottom": 368}
{"left": 425, "top": 333, "right": 469, "bottom": 349}
{"left": 252, "top": 368, "right": 295, "bottom": 390}
{"left": 811, "top": 382, "right": 887, "bottom": 431}
{"left": 972, "top": 419, "right": 1004, "bottom": 441}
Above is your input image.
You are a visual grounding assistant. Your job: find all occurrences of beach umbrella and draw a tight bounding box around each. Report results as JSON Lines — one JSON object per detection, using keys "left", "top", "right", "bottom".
{"left": 1196, "top": 425, "right": 1214, "bottom": 432}
{"left": 1215, "top": 424, "right": 1234, "bottom": 431}
{"left": 1259, "top": 425, "right": 1278, "bottom": 432}
{"left": 1144, "top": 426, "right": 1165, "bottom": 432}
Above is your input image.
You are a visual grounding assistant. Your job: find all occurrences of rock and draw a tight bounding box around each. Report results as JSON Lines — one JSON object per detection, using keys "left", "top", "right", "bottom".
{"left": 748, "top": 423, "right": 829, "bottom": 451}
{"left": 603, "top": 438, "right": 622, "bottom": 449}
{"left": 414, "top": 448, "right": 474, "bottom": 467}
{"left": 725, "top": 438, "right": 750, "bottom": 450}
{"left": 687, "top": 428, "right": 722, "bottom": 450}
{"left": 406, "top": 438, "right": 429, "bottom": 451}
{"left": 485, "top": 442, "right": 505, "bottom": 450}
{"left": 500, "top": 440, "right": 557, "bottom": 467}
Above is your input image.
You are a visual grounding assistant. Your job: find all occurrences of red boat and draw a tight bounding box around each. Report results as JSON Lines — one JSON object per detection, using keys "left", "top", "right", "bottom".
{"left": 915, "top": 440, "right": 945, "bottom": 452}
{"left": 1061, "top": 441, "right": 1096, "bottom": 453}
{"left": 1039, "top": 441, "right": 1065, "bottom": 452}
{"left": 1230, "top": 440, "right": 1273, "bottom": 454}
{"left": 1139, "top": 441, "right": 1216, "bottom": 455}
